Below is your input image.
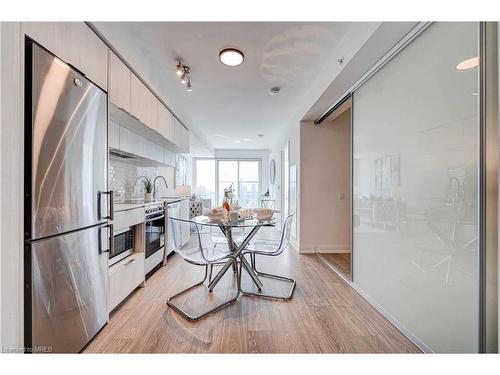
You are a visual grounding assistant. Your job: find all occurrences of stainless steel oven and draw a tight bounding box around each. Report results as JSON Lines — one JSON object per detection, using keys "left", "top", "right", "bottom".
{"left": 110, "top": 227, "right": 134, "bottom": 266}
{"left": 145, "top": 204, "right": 165, "bottom": 276}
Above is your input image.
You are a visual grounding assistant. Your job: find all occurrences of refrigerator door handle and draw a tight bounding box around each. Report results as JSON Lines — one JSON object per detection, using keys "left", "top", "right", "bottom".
{"left": 109, "top": 223, "right": 114, "bottom": 255}
{"left": 97, "top": 225, "right": 111, "bottom": 254}
{"left": 97, "top": 191, "right": 114, "bottom": 221}
{"left": 109, "top": 191, "right": 114, "bottom": 221}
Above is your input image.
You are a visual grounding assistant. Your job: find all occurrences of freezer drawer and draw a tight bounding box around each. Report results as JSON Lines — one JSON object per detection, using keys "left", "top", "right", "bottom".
{"left": 29, "top": 225, "right": 109, "bottom": 353}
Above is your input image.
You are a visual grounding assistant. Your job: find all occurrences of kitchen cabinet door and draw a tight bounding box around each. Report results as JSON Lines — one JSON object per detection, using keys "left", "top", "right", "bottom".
{"left": 147, "top": 140, "right": 164, "bottom": 163}
{"left": 76, "top": 24, "right": 108, "bottom": 90}
{"left": 166, "top": 112, "right": 176, "bottom": 143}
{"left": 109, "top": 252, "right": 145, "bottom": 312}
{"left": 119, "top": 126, "right": 146, "bottom": 157}
{"left": 163, "top": 149, "right": 176, "bottom": 167}
{"left": 23, "top": 22, "right": 108, "bottom": 90}
{"left": 157, "top": 104, "right": 175, "bottom": 142}
{"left": 131, "top": 74, "right": 157, "bottom": 131}
{"left": 183, "top": 128, "right": 190, "bottom": 153}
{"left": 108, "top": 52, "right": 131, "bottom": 112}
{"left": 174, "top": 119, "right": 184, "bottom": 150}
{"left": 109, "top": 120, "right": 120, "bottom": 149}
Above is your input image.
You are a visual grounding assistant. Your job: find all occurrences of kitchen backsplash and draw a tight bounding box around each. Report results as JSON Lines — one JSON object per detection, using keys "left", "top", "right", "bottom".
{"left": 109, "top": 157, "right": 176, "bottom": 202}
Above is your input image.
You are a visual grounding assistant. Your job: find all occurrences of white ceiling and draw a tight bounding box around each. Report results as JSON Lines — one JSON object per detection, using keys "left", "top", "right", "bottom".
{"left": 92, "top": 22, "right": 355, "bottom": 150}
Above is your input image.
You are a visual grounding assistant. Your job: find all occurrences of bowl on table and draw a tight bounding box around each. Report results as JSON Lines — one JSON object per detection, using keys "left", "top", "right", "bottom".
{"left": 204, "top": 207, "right": 225, "bottom": 222}
{"left": 253, "top": 208, "right": 278, "bottom": 221}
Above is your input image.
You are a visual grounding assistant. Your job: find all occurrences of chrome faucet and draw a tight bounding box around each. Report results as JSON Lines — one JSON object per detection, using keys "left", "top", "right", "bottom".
{"left": 153, "top": 175, "right": 168, "bottom": 201}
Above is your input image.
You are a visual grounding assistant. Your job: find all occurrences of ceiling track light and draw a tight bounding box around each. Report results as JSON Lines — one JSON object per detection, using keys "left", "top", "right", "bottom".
{"left": 175, "top": 60, "right": 192, "bottom": 91}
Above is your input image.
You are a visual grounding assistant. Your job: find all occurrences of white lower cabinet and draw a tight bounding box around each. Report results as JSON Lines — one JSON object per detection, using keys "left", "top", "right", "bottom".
{"left": 113, "top": 208, "right": 144, "bottom": 231}
{"left": 109, "top": 252, "right": 145, "bottom": 312}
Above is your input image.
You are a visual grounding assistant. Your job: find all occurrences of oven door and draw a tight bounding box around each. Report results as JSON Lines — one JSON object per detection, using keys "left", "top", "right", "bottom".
{"left": 145, "top": 214, "right": 165, "bottom": 258}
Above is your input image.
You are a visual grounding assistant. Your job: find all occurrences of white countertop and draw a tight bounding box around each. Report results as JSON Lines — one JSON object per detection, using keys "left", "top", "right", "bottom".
{"left": 114, "top": 196, "right": 189, "bottom": 212}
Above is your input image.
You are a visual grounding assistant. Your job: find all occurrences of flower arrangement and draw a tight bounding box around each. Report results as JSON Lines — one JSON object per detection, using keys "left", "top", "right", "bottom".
{"left": 224, "top": 183, "right": 235, "bottom": 203}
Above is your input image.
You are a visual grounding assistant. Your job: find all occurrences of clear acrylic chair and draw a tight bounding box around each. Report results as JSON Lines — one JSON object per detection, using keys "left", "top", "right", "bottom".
{"left": 210, "top": 225, "right": 244, "bottom": 247}
{"left": 240, "top": 213, "right": 296, "bottom": 300}
{"left": 167, "top": 217, "right": 240, "bottom": 321}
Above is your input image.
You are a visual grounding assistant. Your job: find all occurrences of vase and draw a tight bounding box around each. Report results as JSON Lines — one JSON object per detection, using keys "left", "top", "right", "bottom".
{"left": 145, "top": 192, "right": 152, "bottom": 202}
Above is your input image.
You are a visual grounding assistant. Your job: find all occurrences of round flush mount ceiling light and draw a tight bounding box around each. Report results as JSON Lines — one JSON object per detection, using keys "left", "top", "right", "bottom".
{"left": 456, "top": 56, "right": 479, "bottom": 70}
{"left": 219, "top": 48, "right": 244, "bottom": 67}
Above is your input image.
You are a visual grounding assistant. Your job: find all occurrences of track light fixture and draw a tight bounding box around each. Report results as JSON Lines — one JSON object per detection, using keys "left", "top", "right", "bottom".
{"left": 176, "top": 60, "right": 192, "bottom": 91}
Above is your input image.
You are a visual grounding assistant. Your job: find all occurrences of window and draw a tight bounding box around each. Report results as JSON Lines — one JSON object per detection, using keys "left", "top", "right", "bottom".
{"left": 194, "top": 159, "right": 216, "bottom": 206}
{"left": 194, "top": 158, "right": 261, "bottom": 208}
{"left": 238, "top": 161, "right": 260, "bottom": 208}
{"left": 218, "top": 160, "right": 260, "bottom": 208}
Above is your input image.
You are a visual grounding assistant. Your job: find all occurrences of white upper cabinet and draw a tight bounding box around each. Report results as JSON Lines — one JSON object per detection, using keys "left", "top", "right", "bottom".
{"left": 23, "top": 22, "right": 108, "bottom": 90}
{"left": 174, "top": 119, "right": 183, "bottom": 151}
{"left": 109, "top": 120, "right": 120, "bottom": 149}
{"left": 174, "top": 119, "right": 190, "bottom": 153}
{"left": 131, "top": 74, "right": 157, "bottom": 132}
{"left": 119, "top": 126, "right": 147, "bottom": 158}
{"left": 157, "top": 104, "right": 175, "bottom": 143}
{"left": 181, "top": 127, "right": 190, "bottom": 153}
{"left": 108, "top": 52, "right": 131, "bottom": 112}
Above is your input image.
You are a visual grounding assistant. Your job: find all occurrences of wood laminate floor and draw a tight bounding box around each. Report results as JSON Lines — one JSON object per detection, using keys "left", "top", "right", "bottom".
{"left": 322, "top": 253, "right": 351, "bottom": 278}
{"left": 84, "top": 249, "right": 419, "bottom": 353}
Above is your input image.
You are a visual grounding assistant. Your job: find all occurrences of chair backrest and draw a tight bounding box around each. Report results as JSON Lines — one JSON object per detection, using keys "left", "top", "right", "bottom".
{"left": 169, "top": 217, "right": 227, "bottom": 263}
{"left": 275, "top": 213, "right": 295, "bottom": 255}
{"left": 169, "top": 216, "right": 203, "bottom": 258}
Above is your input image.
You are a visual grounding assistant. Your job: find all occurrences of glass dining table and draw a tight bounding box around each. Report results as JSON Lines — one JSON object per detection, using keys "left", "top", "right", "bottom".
{"left": 191, "top": 215, "right": 278, "bottom": 292}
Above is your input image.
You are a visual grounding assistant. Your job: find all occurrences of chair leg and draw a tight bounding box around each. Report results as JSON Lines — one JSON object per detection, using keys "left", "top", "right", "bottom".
{"left": 167, "top": 264, "right": 240, "bottom": 322}
{"left": 208, "top": 264, "right": 214, "bottom": 282}
{"left": 239, "top": 254, "right": 296, "bottom": 301}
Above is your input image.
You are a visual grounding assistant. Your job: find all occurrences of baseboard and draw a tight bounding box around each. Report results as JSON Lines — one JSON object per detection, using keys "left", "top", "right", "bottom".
{"left": 317, "top": 254, "right": 433, "bottom": 354}
{"left": 299, "top": 244, "right": 351, "bottom": 254}
{"left": 289, "top": 237, "right": 299, "bottom": 252}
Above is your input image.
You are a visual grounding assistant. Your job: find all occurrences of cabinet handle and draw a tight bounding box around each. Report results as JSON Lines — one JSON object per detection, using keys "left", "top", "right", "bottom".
{"left": 124, "top": 258, "right": 135, "bottom": 266}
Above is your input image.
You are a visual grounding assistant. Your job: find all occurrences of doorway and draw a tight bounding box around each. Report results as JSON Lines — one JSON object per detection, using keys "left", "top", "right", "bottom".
{"left": 315, "top": 99, "right": 352, "bottom": 279}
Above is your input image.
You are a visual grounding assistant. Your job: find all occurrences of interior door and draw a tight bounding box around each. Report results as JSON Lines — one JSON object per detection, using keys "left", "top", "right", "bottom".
{"left": 28, "top": 41, "right": 108, "bottom": 240}
{"left": 31, "top": 224, "right": 109, "bottom": 353}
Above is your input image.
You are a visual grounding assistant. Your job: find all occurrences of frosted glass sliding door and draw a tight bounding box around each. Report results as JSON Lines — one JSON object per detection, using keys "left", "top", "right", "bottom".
{"left": 352, "top": 22, "right": 480, "bottom": 352}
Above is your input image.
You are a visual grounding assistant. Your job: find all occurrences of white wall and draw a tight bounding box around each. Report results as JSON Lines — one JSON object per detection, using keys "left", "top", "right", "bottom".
{"left": 269, "top": 119, "right": 301, "bottom": 250}
{"left": 300, "top": 109, "right": 351, "bottom": 253}
{"left": 0, "top": 22, "right": 23, "bottom": 352}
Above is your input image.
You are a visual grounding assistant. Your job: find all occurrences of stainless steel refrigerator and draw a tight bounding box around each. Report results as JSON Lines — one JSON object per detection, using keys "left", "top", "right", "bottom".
{"left": 24, "top": 41, "right": 112, "bottom": 353}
